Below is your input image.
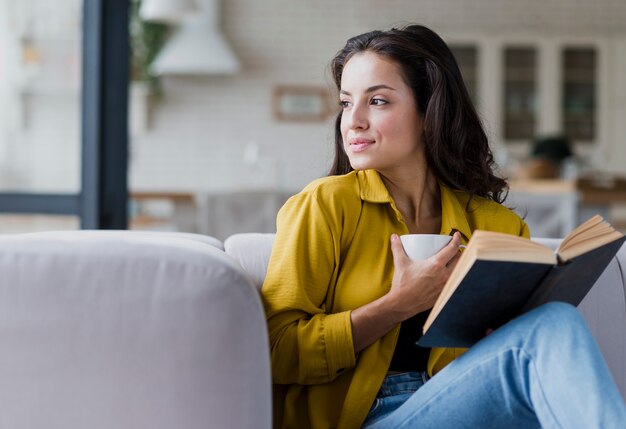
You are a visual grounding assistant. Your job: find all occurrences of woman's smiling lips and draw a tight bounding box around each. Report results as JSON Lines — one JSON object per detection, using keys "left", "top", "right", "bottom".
{"left": 349, "top": 138, "right": 375, "bottom": 152}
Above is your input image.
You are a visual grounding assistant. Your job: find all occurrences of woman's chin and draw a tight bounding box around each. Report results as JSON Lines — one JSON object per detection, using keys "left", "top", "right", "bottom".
{"left": 348, "top": 158, "right": 377, "bottom": 172}
{"left": 350, "top": 164, "right": 371, "bottom": 171}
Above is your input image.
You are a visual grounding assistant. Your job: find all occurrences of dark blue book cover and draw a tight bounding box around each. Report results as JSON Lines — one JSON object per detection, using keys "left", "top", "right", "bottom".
{"left": 417, "top": 236, "right": 625, "bottom": 348}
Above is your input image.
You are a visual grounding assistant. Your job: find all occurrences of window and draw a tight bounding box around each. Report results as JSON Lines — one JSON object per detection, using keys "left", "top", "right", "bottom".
{"left": 0, "top": 0, "right": 129, "bottom": 231}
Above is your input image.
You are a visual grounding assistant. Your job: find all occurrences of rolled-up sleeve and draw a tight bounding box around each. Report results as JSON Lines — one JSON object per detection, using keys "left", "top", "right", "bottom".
{"left": 262, "top": 190, "right": 356, "bottom": 385}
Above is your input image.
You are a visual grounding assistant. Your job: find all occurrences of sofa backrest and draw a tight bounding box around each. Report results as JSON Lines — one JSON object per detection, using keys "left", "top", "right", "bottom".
{"left": 26, "top": 229, "right": 226, "bottom": 250}
{"left": 224, "top": 235, "right": 568, "bottom": 290}
{"left": 0, "top": 231, "right": 270, "bottom": 429}
{"left": 224, "top": 233, "right": 275, "bottom": 289}
{"left": 225, "top": 233, "right": 626, "bottom": 399}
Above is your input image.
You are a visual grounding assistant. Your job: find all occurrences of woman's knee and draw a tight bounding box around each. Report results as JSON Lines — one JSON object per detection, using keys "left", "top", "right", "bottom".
{"left": 530, "top": 302, "right": 587, "bottom": 333}
{"left": 537, "top": 301, "right": 578, "bottom": 317}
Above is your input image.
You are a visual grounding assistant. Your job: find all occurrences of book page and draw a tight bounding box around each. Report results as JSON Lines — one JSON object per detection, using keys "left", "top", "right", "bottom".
{"left": 557, "top": 215, "right": 624, "bottom": 261}
{"left": 467, "top": 231, "right": 556, "bottom": 263}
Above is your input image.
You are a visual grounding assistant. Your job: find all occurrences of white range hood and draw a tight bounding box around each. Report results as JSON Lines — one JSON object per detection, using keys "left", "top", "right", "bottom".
{"left": 149, "top": 0, "right": 240, "bottom": 76}
{"left": 139, "top": 0, "right": 198, "bottom": 23}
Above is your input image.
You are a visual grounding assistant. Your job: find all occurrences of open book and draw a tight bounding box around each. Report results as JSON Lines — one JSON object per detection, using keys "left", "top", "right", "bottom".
{"left": 418, "top": 215, "right": 625, "bottom": 348}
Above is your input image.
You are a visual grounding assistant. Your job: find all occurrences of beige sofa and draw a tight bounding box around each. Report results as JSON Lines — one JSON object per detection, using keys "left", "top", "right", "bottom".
{"left": 0, "top": 230, "right": 623, "bottom": 429}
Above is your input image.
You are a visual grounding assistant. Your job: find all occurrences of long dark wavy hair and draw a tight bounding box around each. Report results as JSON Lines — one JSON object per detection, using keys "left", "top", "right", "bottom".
{"left": 329, "top": 24, "right": 508, "bottom": 204}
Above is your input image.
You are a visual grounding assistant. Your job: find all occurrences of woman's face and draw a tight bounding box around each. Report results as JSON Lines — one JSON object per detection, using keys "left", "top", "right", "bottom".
{"left": 339, "top": 51, "right": 425, "bottom": 174}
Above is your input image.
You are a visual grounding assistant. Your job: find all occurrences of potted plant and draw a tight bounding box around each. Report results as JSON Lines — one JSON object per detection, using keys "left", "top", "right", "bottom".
{"left": 129, "top": 0, "right": 168, "bottom": 133}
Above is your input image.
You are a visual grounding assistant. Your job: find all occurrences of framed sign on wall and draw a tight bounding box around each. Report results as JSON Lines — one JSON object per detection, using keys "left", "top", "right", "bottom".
{"left": 272, "top": 85, "right": 334, "bottom": 122}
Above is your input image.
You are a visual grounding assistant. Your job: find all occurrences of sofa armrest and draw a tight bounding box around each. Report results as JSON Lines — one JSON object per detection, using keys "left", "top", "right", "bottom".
{"left": 533, "top": 236, "right": 626, "bottom": 399}
{"left": 0, "top": 231, "right": 269, "bottom": 428}
{"left": 577, "top": 256, "right": 626, "bottom": 399}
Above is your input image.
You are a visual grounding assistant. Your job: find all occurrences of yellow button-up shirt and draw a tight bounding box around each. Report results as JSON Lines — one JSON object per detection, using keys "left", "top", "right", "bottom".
{"left": 262, "top": 169, "right": 529, "bottom": 429}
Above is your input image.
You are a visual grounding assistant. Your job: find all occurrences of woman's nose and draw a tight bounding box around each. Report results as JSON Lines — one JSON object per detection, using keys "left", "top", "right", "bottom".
{"left": 345, "top": 104, "right": 368, "bottom": 130}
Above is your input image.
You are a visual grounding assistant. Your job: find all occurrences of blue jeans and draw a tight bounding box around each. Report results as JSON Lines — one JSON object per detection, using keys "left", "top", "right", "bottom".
{"left": 362, "top": 302, "right": 626, "bottom": 429}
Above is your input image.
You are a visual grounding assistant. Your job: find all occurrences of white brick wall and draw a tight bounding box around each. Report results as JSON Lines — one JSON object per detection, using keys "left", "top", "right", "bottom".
{"left": 129, "top": 0, "right": 626, "bottom": 193}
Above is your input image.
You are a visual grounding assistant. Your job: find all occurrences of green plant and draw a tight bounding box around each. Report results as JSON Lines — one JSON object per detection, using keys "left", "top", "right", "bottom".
{"left": 129, "top": 0, "right": 169, "bottom": 89}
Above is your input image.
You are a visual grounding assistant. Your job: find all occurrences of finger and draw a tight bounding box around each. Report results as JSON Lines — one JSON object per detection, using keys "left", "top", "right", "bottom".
{"left": 433, "top": 232, "right": 462, "bottom": 264}
{"left": 390, "top": 234, "right": 410, "bottom": 267}
{"left": 446, "top": 251, "right": 462, "bottom": 270}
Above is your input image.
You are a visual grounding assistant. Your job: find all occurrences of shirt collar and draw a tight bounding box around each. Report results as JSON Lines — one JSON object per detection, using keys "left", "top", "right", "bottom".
{"left": 357, "top": 169, "right": 394, "bottom": 203}
{"left": 356, "top": 169, "right": 472, "bottom": 242}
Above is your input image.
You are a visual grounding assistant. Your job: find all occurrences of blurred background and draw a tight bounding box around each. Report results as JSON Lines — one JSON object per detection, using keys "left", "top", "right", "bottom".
{"left": 1, "top": 0, "right": 626, "bottom": 239}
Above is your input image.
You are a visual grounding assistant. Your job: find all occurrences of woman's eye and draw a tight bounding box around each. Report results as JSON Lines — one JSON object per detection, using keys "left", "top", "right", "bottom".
{"left": 339, "top": 100, "right": 351, "bottom": 108}
{"left": 371, "top": 98, "right": 388, "bottom": 106}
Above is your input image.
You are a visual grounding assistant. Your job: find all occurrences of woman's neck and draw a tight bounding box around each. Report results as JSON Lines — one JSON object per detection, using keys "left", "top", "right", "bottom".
{"left": 379, "top": 166, "right": 442, "bottom": 234}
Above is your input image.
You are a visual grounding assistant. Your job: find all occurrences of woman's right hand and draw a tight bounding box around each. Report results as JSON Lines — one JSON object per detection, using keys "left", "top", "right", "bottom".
{"left": 386, "top": 231, "right": 462, "bottom": 321}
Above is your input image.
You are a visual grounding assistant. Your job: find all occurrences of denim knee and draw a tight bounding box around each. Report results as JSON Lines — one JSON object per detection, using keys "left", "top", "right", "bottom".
{"left": 536, "top": 301, "right": 579, "bottom": 318}
{"left": 530, "top": 302, "right": 586, "bottom": 334}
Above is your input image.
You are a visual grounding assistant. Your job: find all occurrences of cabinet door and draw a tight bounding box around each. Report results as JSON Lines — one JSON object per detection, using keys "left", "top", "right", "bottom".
{"left": 450, "top": 45, "right": 479, "bottom": 106}
{"left": 562, "top": 47, "right": 597, "bottom": 142}
{"left": 503, "top": 47, "right": 537, "bottom": 141}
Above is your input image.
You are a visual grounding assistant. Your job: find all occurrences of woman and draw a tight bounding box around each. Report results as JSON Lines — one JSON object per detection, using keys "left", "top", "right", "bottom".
{"left": 261, "top": 25, "right": 626, "bottom": 429}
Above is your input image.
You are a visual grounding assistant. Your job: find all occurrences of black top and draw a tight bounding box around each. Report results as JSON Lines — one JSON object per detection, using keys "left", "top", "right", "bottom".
{"left": 388, "top": 310, "right": 431, "bottom": 372}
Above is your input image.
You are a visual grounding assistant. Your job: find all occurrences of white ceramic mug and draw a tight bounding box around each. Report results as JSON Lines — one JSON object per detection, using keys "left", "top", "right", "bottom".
{"left": 400, "top": 234, "right": 455, "bottom": 260}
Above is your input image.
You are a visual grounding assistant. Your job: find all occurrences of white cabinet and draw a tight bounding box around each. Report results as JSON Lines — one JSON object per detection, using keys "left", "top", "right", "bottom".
{"left": 446, "top": 34, "right": 625, "bottom": 172}
{"left": 446, "top": 34, "right": 626, "bottom": 234}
